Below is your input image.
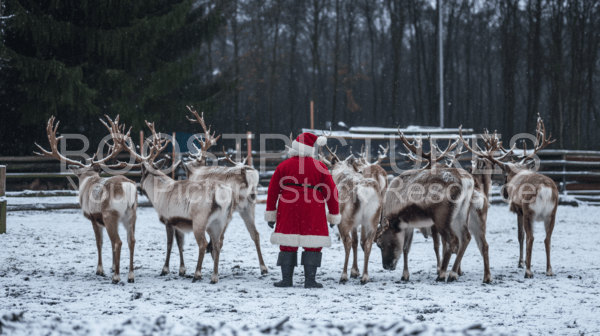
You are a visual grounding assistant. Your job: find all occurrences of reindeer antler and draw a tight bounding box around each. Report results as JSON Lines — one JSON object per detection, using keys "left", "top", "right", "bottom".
{"left": 219, "top": 147, "right": 250, "bottom": 167}
{"left": 375, "top": 143, "right": 389, "bottom": 165}
{"left": 518, "top": 114, "right": 555, "bottom": 164}
{"left": 458, "top": 126, "right": 515, "bottom": 168}
{"left": 187, "top": 106, "right": 221, "bottom": 156}
{"left": 34, "top": 116, "right": 88, "bottom": 168}
{"left": 398, "top": 127, "right": 458, "bottom": 169}
{"left": 108, "top": 118, "right": 169, "bottom": 166}
{"left": 35, "top": 115, "right": 129, "bottom": 169}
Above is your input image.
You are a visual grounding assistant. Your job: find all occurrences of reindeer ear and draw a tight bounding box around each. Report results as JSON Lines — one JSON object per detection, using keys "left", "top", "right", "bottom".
{"left": 153, "top": 158, "right": 166, "bottom": 170}
{"left": 525, "top": 160, "right": 536, "bottom": 170}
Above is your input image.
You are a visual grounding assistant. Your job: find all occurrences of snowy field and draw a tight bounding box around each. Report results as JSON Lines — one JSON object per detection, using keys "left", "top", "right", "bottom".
{"left": 1, "top": 203, "right": 599, "bottom": 335}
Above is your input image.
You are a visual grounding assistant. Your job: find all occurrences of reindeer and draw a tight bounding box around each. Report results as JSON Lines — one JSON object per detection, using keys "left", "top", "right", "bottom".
{"left": 319, "top": 146, "right": 381, "bottom": 284}
{"left": 34, "top": 116, "right": 138, "bottom": 284}
{"left": 180, "top": 107, "right": 267, "bottom": 275}
{"left": 456, "top": 128, "right": 516, "bottom": 282}
{"left": 353, "top": 144, "right": 389, "bottom": 197}
{"left": 480, "top": 115, "right": 558, "bottom": 279}
{"left": 356, "top": 143, "right": 447, "bottom": 276}
{"left": 376, "top": 129, "right": 492, "bottom": 283}
{"left": 113, "top": 120, "right": 235, "bottom": 284}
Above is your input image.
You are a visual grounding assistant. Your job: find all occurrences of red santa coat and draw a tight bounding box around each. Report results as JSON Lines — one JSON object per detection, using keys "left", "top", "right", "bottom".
{"left": 265, "top": 155, "right": 341, "bottom": 248}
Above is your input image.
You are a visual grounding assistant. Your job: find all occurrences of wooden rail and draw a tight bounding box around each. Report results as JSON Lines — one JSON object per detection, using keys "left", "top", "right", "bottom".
{"left": 1, "top": 166, "right": 6, "bottom": 233}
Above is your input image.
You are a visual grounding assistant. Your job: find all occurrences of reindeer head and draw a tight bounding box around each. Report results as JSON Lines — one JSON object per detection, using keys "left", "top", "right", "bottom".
{"left": 375, "top": 217, "right": 404, "bottom": 271}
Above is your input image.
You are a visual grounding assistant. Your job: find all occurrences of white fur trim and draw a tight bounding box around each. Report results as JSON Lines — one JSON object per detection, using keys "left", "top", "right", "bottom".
{"left": 270, "top": 233, "right": 332, "bottom": 248}
{"left": 264, "top": 210, "right": 277, "bottom": 222}
{"left": 316, "top": 136, "right": 327, "bottom": 146}
{"left": 327, "top": 213, "right": 342, "bottom": 225}
{"left": 292, "top": 140, "right": 316, "bottom": 157}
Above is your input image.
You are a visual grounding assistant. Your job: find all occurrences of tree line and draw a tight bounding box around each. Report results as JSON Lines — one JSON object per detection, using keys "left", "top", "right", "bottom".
{"left": 1, "top": 0, "right": 599, "bottom": 156}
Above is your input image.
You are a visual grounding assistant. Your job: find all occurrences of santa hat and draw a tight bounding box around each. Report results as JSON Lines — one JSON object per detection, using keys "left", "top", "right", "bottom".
{"left": 289, "top": 133, "right": 328, "bottom": 157}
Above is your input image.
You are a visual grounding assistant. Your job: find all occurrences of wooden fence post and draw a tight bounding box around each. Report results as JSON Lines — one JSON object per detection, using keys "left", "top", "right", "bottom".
{"left": 172, "top": 132, "right": 176, "bottom": 179}
{"left": 1, "top": 165, "right": 6, "bottom": 234}
{"left": 247, "top": 131, "right": 253, "bottom": 167}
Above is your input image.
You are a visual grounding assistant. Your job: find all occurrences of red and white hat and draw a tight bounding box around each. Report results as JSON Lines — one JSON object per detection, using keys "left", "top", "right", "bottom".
{"left": 289, "top": 133, "right": 327, "bottom": 157}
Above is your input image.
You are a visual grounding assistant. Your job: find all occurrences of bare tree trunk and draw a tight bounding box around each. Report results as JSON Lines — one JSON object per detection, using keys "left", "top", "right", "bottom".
{"left": 364, "top": 0, "right": 378, "bottom": 123}
{"left": 499, "top": 0, "right": 519, "bottom": 138}
{"left": 287, "top": 1, "right": 302, "bottom": 133}
{"left": 331, "top": 0, "right": 341, "bottom": 128}
{"left": 232, "top": 0, "right": 240, "bottom": 134}
{"left": 310, "top": 0, "right": 324, "bottom": 128}
{"left": 549, "top": 0, "right": 565, "bottom": 148}
{"left": 526, "top": 0, "right": 543, "bottom": 133}
{"left": 268, "top": 0, "right": 282, "bottom": 142}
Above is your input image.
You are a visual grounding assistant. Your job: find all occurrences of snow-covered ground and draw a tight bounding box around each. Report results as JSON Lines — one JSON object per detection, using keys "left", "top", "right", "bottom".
{"left": 1, "top": 204, "right": 599, "bottom": 335}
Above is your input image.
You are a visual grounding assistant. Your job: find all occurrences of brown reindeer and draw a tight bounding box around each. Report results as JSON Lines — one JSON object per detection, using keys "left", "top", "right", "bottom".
{"left": 376, "top": 129, "right": 492, "bottom": 283}
{"left": 320, "top": 146, "right": 382, "bottom": 284}
{"left": 480, "top": 116, "right": 558, "bottom": 278}
{"left": 113, "top": 119, "right": 236, "bottom": 284}
{"left": 180, "top": 107, "right": 267, "bottom": 275}
{"left": 34, "top": 116, "right": 138, "bottom": 284}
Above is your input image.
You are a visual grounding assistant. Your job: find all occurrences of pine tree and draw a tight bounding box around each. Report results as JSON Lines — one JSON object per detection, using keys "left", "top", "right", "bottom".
{"left": 0, "top": 0, "right": 232, "bottom": 155}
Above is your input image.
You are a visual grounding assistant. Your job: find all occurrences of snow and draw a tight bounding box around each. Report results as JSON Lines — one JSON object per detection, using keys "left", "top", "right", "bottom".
{"left": 1, "top": 204, "right": 599, "bottom": 335}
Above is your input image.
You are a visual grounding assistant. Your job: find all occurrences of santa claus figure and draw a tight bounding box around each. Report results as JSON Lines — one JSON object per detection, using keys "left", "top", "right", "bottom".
{"left": 265, "top": 132, "right": 341, "bottom": 288}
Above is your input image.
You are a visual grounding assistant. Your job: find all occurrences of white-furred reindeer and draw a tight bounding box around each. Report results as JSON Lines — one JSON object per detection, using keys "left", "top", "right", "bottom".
{"left": 320, "top": 146, "right": 382, "bottom": 284}
{"left": 112, "top": 118, "right": 235, "bottom": 284}
{"left": 180, "top": 107, "right": 267, "bottom": 275}
{"left": 34, "top": 116, "right": 138, "bottom": 284}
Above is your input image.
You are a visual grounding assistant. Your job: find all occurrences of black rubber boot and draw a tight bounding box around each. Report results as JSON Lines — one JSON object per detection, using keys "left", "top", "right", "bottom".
{"left": 274, "top": 252, "right": 297, "bottom": 287}
{"left": 301, "top": 251, "right": 323, "bottom": 288}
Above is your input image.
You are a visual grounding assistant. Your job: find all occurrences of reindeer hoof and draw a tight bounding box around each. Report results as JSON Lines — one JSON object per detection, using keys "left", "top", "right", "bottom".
{"left": 524, "top": 272, "right": 533, "bottom": 279}
{"left": 400, "top": 276, "right": 409, "bottom": 282}
{"left": 483, "top": 277, "right": 492, "bottom": 284}
{"left": 339, "top": 278, "right": 347, "bottom": 284}
{"left": 160, "top": 270, "right": 168, "bottom": 276}
{"left": 518, "top": 262, "right": 525, "bottom": 269}
{"left": 350, "top": 272, "right": 359, "bottom": 279}
{"left": 546, "top": 270, "right": 554, "bottom": 277}
{"left": 435, "top": 276, "right": 446, "bottom": 282}
{"left": 261, "top": 268, "right": 269, "bottom": 275}
{"left": 111, "top": 280, "right": 120, "bottom": 285}
{"left": 360, "top": 279, "right": 369, "bottom": 285}
{"left": 128, "top": 279, "right": 135, "bottom": 283}
{"left": 179, "top": 272, "right": 185, "bottom": 277}
{"left": 192, "top": 276, "right": 202, "bottom": 283}
{"left": 96, "top": 271, "right": 105, "bottom": 277}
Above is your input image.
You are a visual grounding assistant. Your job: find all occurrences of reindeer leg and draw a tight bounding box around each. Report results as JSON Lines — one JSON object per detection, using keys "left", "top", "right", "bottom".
{"left": 350, "top": 227, "right": 360, "bottom": 278}
{"left": 517, "top": 213, "right": 525, "bottom": 268}
{"left": 401, "top": 229, "right": 413, "bottom": 281}
{"left": 431, "top": 226, "right": 441, "bottom": 275}
{"left": 524, "top": 214, "right": 535, "bottom": 279}
{"left": 449, "top": 231, "right": 470, "bottom": 282}
{"left": 544, "top": 207, "right": 557, "bottom": 276}
{"left": 192, "top": 220, "right": 209, "bottom": 283}
{"left": 91, "top": 219, "right": 105, "bottom": 276}
{"left": 360, "top": 224, "right": 376, "bottom": 284}
{"left": 239, "top": 206, "right": 268, "bottom": 275}
{"left": 338, "top": 222, "right": 352, "bottom": 283}
{"left": 161, "top": 223, "right": 175, "bottom": 276}
{"left": 175, "top": 229, "right": 186, "bottom": 276}
{"left": 104, "top": 213, "right": 122, "bottom": 284}
{"left": 125, "top": 213, "right": 136, "bottom": 283}
{"left": 208, "top": 229, "right": 223, "bottom": 284}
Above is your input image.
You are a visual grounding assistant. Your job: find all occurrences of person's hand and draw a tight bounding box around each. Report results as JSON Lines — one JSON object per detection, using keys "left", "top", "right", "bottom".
{"left": 268, "top": 222, "right": 275, "bottom": 229}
